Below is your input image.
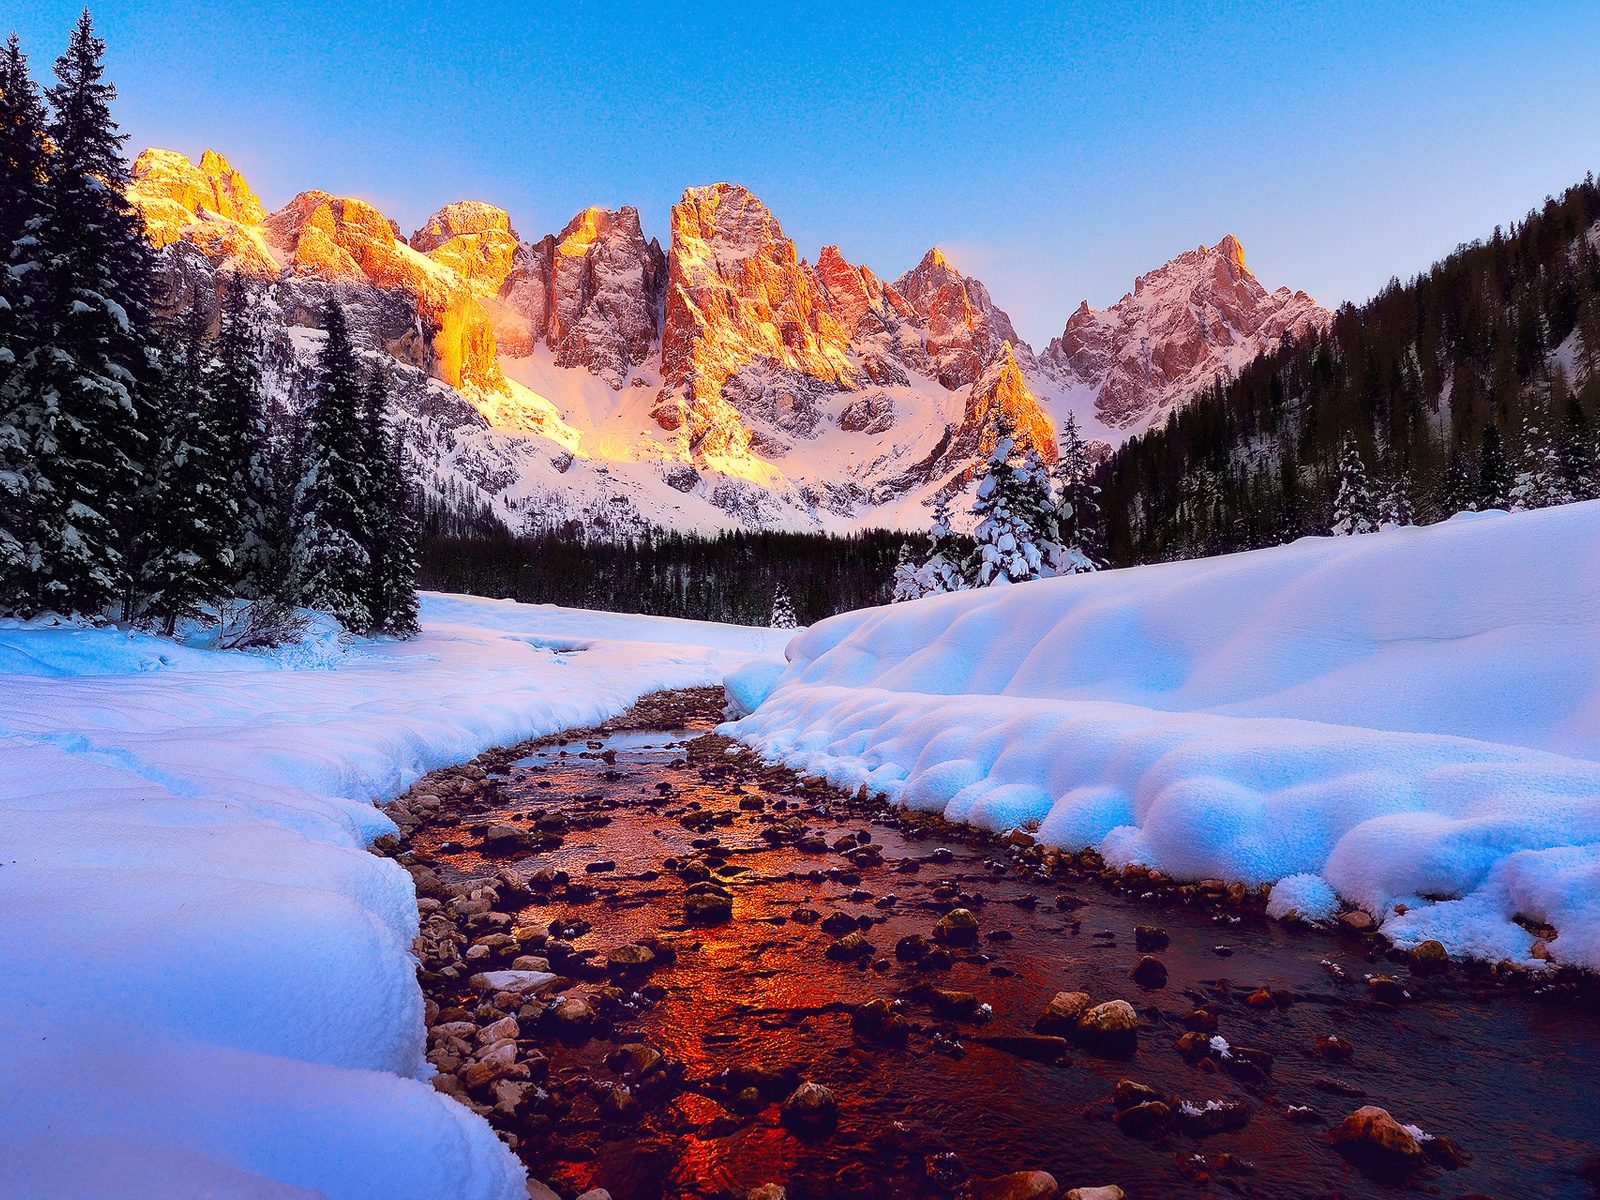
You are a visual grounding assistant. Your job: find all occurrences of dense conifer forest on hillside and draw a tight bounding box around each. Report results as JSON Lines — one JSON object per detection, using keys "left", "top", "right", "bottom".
{"left": 1097, "top": 174, "right": 1600, "bottom": 564}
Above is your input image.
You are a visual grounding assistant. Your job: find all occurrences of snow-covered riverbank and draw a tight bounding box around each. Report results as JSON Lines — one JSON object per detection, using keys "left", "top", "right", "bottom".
{"left": 729, "top": 504, "right": 1600, "bottom": 971}
{"left": 0, "top": 594, "right": 787, "bottom": 1200}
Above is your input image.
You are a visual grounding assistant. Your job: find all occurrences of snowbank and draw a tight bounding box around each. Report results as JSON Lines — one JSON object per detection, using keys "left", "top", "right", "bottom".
{"left": 0, "top": 594, "right": 787, "bottom": 1200}
{"left": 727, "top": 504, "right": 1600, "bottom": 969}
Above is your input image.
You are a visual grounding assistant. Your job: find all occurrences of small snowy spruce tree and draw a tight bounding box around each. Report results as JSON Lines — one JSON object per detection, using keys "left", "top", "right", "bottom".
{"left": 889, "top": 540, "right": 920, "bottom": 603}
{"left": 1329, "top": 438, "right": 1379, "bottom": 535}
{"left": 1511, "top": 407, "right": 1570, "bottom": 510}
{"left": 1476, "top": 422, "right": 1512, "bottom": 510}
{"left": 1379, "top": 466, "right": 1414, "bottom": 529}
{"left": 1436, "top": 450, "right": 1476, "bottom": 518}
{"left": 769, "top": 584, "right": 798, "bottom": 629}
{"left": 918, "top": 495, "right": 967, "bottom": 595}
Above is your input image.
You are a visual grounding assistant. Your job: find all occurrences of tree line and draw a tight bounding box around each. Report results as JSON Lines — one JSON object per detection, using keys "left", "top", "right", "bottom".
{"left": 0, "top": 14, "right": 418, "bottom": 640}
{"left": 420, "top": 517, "right": 910, "bottom": 627}
{"left": 1097, "top": 171, "right": 1600, "bottom": 564}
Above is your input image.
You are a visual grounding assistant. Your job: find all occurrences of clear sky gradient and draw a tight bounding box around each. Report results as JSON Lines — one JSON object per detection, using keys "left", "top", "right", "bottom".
{"left": 11, "top": 1, "right": 1600, "bottom": 344}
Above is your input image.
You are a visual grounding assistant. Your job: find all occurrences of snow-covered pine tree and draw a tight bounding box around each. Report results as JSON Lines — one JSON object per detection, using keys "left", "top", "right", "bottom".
{"left": 133, "top": 314, "right": 237, "bottom": 632}
{"left": 360, "top": 365, "right": 419, "bottom": 637}
{"left": 769, "top": 584, "right": 798, "bottom": 629}
{"left": 889, "top": 540, "right": 920, "bottom": 603}
{"left": 1379, "top": 466, "right": 1415, "bottom": 529}
{"left": 918, "top": 495, "right": 966, "bottom": 595}
{"left": 296, "top": 302, "right": 373, "bottom": 630}
{"left": 1476, "top": 421, "right": 1512, "bottom": 511}
{"left": 1052, "top": 412, "right": 1101, "bottom": 574}
{"left": 968, "top": 417, "right": 1060, "bottom": 586}
{"left": 1436, "top": 450, "right": 1476, "bottom": 519}
{"left": 21, "top": 12, "right": 159, "bottom": 616}
{"left": 0, "top": 34, "right": 50, "bottom": 610}
{"left": 1557, "top": 391, "right": 1596, "bottom": 501}
{"left": 1329, "top": 438, "right": 1379, "bottom": 535}
{"left": 1511, "top": 407, "right": 1570, "bottom": 510}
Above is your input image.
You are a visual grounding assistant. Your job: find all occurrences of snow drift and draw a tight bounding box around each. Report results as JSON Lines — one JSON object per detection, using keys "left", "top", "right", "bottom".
{"left": 727, "top": 504, "right": 1600, "bottom": 969}
{"left": 0, "top": 595, "right": 786, "bottom": 1200}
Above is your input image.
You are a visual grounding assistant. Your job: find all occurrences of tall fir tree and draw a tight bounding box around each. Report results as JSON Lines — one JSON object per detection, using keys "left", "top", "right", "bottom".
{"left": 20, "top": 11, "right": 157, "bottom": 615}
{"left": 206, "top": 277, "right": 267, "bottom": 585}
{"left": 0, "top": 34, "right": 50, "bottom": 608}
{"left": 296, "top": 301, "right": 373, "bottom": 630}
{"left": 133, "top": 313, "right": 237, "bottom": 631}
{"left": 360, "top": 366, "right": 419, "bottom": 636}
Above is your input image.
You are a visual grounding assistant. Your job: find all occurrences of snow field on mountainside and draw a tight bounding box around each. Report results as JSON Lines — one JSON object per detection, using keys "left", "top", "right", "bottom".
{"left": 728, "top": 504, "right": 1600, "bottom": 969}
{"left": 0, "top": 595, "right": 787, "bottom": 1200}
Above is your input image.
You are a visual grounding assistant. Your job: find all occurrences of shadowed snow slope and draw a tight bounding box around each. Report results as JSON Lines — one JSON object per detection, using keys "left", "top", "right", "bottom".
{"left": 728, "top": 504, "right": 1600, "bottom": 969}
{"left": 0, "top": 595, "right": 787, "bottom": 1200}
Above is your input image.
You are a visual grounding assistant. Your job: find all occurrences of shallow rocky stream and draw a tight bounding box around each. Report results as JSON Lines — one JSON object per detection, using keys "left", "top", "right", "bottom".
{"left": 380, "top": 689, "right": 1600, "bottom": 1200}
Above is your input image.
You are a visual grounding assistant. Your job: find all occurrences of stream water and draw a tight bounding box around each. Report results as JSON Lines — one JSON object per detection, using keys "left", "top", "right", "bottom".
{"left": 412, "top": 689, "right": 1600, "bottom": 1200}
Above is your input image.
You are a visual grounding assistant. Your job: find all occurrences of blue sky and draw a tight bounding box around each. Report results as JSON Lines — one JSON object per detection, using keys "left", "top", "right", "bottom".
{"left": 12, "top": 1, "right": 1600, "bottom": 344}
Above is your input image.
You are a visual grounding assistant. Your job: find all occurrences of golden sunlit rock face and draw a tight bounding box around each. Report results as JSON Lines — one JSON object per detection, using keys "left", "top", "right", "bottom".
{"left": 265, "top": 190, "right": 502, "bottom": 390}
{"left": 128, "top": 149, "right": 504, "bottom": 391}
{"left": 126, "top": 147, "right": 1332, "bottom": 515}
{"left": 498, "top": 206, "right": 666, "bottom": 384}
{"left": 657, "top": 183, "right": 857, "bottom": 449}
{"left": 923, "top": 341, "right": 1058, "bottom": 487}
{"left": 128, "top": 147, "right": 277, "bottom": 278}
{"left": 410, "top": 201, "right": 520, "bottom": 296}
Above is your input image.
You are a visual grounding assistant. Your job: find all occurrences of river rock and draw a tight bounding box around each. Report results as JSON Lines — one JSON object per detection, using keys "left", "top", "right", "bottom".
{"left": 1313, "top": 1033, "right": 1353, "bottom": 1062}
{"left": 1076, "top": 1000, "right": 1138, "bottom": 1056}
{"left": 827, "top": 931, "right": 874, "bottom": 961}
{"left": 606, "top": 943, "right": 657, "bottom": 972}
{"left": 1064, "top": 1189, "right": 1124, "bottom": 1200}
{"left": 1112, "top": 1100, "right": 1170, "bottom": 1137}
{"left": 974, "top": 1170, "right": 1058, "bottom": 1200}
{"left": 780, "top": 1081, "right": 838, "bottom": 1132}
{"left": 1129, "top": 956, "right": 1167, "bottom": 987}
{"left": 1329, "top": 1105, "right": 1427, "bottom": 1177}
{"left": 468, "top": 969, "right": 557, "bottom": 995}
{"left": 852, "top": 998, "right": 910, "bottom": 1046}
{"left": 1409, "top": 939, "right": 1450, "bottom": 974}
{"left": 482, "top": 823, "right": 530, "bottom": 853}
{"left": 934, "top": 907, "right": 980, "bottom": 947}
{"left": 1034, "top": 991, "right": 1092, "bottom": 1034}
{"left": 1133, "top": 925, "right": 1169, "bottom": 950}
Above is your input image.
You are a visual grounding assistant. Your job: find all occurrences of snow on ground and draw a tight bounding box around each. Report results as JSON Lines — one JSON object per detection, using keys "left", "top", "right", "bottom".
{"left": 0, "top": 594, "right": 787, "bottom": 1200}
{"left": 727, "top": 503, "right": 1600, "bottom": 970}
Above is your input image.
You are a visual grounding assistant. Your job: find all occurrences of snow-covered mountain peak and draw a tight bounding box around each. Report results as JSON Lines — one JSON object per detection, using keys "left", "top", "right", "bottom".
{"left": 1041, "top": 234, "right": 1330, "bottom": 429}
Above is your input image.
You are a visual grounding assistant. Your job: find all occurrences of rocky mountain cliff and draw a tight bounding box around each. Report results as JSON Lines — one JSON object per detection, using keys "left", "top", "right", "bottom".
{"left": 127, "top": 147, "right": 1329, "bottom": 538}
{"left": 1039, "top": 235, "right": 1329, "bottom": 428}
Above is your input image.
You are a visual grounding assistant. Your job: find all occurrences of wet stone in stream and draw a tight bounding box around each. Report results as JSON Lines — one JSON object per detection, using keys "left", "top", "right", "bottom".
{"left": 380, "top": 688, "right": 1600, "bottom": 1200}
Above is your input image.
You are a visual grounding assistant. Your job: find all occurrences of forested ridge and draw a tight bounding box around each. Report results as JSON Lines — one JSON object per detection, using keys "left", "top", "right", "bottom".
{"left": 1099, "top": 173, "right": 1600, "bottom": 564}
